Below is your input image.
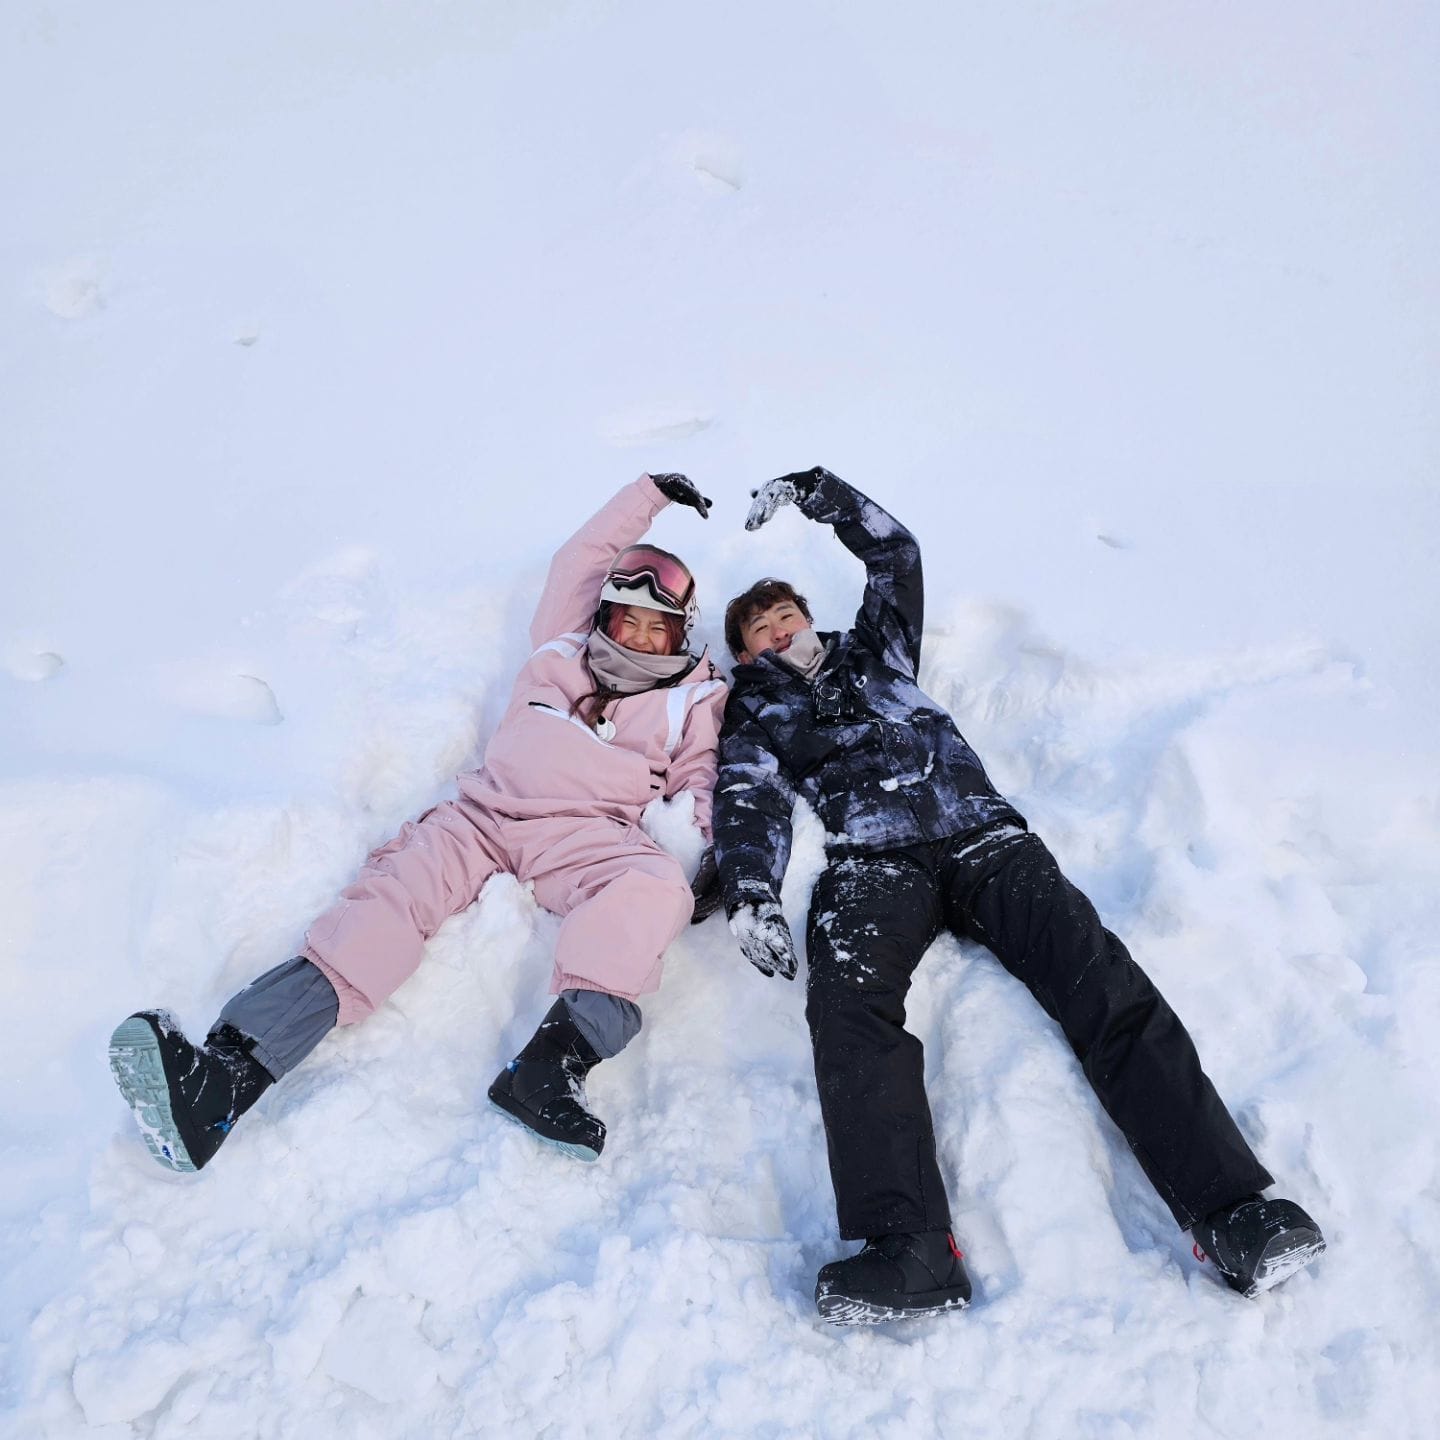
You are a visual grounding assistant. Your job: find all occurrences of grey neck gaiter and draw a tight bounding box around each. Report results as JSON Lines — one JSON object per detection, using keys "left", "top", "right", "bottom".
{"left": 776, "top": 628, "right": 830, "bottom": 682}
{"left": 585, "top": 626, "right": 693, "bottom": 693}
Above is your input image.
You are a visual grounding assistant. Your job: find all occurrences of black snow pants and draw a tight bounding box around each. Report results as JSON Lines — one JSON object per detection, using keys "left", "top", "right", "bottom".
{"left": 804, "top": 827, "right": 1273, "bottom": 1239}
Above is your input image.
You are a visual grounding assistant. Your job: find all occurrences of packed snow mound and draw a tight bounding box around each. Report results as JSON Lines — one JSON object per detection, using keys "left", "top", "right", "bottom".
{"left": 8, "top": 587, "right": 1437, "bottom": 1438}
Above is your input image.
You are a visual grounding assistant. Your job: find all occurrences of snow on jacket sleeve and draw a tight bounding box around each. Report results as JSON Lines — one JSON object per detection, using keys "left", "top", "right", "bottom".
{"left": 798, "top": 470, "right": 924, "bottom": 677}
{"left": 528, "top": 474, "right": 670, "bottom": 648}
{"left": 663, "top": 673, "right": 728, "bottom": 841}
{"left": 714, "top": 699, "right": 799, "bottom": 913}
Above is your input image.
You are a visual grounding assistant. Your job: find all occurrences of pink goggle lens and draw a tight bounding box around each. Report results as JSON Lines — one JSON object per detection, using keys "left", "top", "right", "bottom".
{"left": 606, "top": 545, "right": 695, "bottom": 611}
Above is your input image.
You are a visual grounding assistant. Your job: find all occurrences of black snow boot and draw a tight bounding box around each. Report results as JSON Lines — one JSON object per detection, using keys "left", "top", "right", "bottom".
{"left": 1192, "top": 1194, "right": 1326, "bottom": 1297}
{"left": 108, "top": 1010, "right": 273, "bottom": 1173}
{"left": 487, "top": 999, "right": 606, "bottom": 1161}
{"left": 815, "top": 1230, "right": 973, "bottom": 1324}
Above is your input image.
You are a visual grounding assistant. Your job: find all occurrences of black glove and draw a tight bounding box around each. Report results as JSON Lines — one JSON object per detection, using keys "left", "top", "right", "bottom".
{"left": 744, "top": 467, "right": 828, "bottom": 531}
{"left": 689, "top": 846, "right": 723, "bottom": 924}
{"left": 728, "top": 899, "right": 798, "bottom": 980}
{"left": 650, "top": 472, "right": 712, "bottom": 519}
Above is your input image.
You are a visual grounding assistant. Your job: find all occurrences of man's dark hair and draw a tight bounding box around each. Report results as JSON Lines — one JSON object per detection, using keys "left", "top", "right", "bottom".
{"left": 724, "top": 578, "right": 813, "bottom": 659}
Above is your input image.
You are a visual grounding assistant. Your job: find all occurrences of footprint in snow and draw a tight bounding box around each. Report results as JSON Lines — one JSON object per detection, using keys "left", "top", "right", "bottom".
{"left": 4, "top": 649, "right": 66, "bottom": 681}
{"left": 278, "top": 547, "right": 390, "bottom": 636}
{"left": 1097, "top": 532, "right": 1133, "bottom": 550}
{"left": 691, "top": 153, "right": 742, "bottom": 192}
{"left": 155, "top": 664, "right": 283, "bottom": 725}
{"left": 675, "top": 131, "right": 744, "bottom": 192}
{"left": 599, "top": 407, "right": 713, "bottom": 447}
{"left": 39, "top": 257, "right": 105, "bottom": 319}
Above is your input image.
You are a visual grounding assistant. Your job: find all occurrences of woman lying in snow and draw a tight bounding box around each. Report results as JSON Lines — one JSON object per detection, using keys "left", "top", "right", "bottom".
{"left": 109, "top": 472, "right": 726, "bottom": 1171}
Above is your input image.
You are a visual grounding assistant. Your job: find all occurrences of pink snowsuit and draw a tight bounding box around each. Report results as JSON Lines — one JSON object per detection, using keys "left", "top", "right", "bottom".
{"left": 302, "top": 475, "right": 727, "bottom": 1026}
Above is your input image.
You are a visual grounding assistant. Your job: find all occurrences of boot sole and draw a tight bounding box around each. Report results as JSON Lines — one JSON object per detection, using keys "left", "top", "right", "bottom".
{"left": 487, "top": 1095, "right": 601, "bottom": 1163}
{"left": 816, "top": 1287, "right": 971, "bottom": 1326}
{"left": 108, "top": 1015, "right": 198, "bottom": 1173}
{"left": 1243, "top": 1229, "right": 1326, "bottom": 1297}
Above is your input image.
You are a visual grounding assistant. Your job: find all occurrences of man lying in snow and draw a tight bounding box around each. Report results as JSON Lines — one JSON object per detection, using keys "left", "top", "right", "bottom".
{"left": 713, "top": 466, "right": 1325, "bottom": 1324}
{"left": 109, "top": 473, "right": 726, "bottom": 1172}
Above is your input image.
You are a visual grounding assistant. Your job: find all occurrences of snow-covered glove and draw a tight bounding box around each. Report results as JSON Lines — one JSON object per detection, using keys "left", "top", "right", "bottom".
{"left": 689, "top": 846, "right": 723, "bottom": 924}
{"left": 744, "top": 467, "right": 827, "bottom": 531}
{"left": 650, "top": 472, "right": 712, "bottom": 519}
{"left": 728, "top": 899, "right": 798, "bottom": 980}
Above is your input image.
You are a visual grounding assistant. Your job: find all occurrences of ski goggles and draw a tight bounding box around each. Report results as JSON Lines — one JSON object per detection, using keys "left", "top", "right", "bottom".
{"left": 599, "top": 544, "right": 696, "bottom": 617}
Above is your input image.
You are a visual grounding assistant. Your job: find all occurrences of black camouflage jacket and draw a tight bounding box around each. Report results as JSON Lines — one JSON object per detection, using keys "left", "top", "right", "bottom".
{"left": 714, "top": 472, "right": 1024, "bottom": 913}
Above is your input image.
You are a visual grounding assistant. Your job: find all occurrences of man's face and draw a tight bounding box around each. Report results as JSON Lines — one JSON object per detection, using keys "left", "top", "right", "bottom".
{"left": 737, "top": 599, "right": 809, "bottom": 664}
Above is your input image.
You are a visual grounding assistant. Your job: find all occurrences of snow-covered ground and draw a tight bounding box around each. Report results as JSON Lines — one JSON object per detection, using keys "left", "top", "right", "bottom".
{"left": 3, "top": 2, "right": 1438, "bottom": 1436}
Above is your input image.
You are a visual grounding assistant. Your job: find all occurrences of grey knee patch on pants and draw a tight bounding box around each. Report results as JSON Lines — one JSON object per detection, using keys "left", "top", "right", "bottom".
{"left": 214, "top": 957, "right": 340, "bottom": 1080}
{"left": 560, "top": 989, "right": 642, "bottom": 1060}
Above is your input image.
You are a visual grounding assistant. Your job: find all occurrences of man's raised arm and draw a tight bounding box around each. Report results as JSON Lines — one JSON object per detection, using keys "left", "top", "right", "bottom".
{"left": 747, "top": 467, "right": 924, "bottom": 677}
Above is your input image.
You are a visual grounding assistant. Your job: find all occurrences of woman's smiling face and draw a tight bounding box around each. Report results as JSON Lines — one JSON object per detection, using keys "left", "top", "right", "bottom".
{"left": 611, "top": 604, "right": 681, "bottom": 655}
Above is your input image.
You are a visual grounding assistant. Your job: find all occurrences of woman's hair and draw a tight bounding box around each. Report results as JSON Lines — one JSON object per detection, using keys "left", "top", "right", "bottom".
{"left": 723, "top": 578, "right": 812, "bottom": 658}
{"left": 571, "top": 601, "right": 689, "bottom": 727}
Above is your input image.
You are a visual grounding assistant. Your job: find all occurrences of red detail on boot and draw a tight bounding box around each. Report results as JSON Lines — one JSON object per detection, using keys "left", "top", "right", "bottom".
{"left": 1193, "top": 1242, "right": 1208, "bottom": 1263}
{"left": 948, "top": 1233, "right": 965, "bottom": 1261}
